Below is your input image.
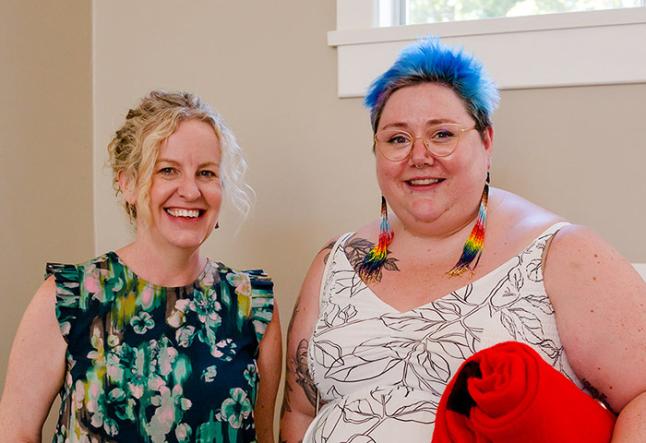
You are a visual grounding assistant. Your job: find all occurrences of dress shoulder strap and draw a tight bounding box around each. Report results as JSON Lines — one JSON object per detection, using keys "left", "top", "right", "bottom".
{"left": 538, "top": 221, "right": 570, "bottom": 237}
{"left": 318, "top": 232, "right": 354, "bottom": 306}
{"left": 526, "top": 222, "right": 571, "bottom": 257}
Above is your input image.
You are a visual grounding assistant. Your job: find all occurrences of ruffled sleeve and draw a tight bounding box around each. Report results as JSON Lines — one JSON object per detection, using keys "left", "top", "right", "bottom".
{"left": 246, "top": 269, "right": 275, "bottom": 344}
{"left": 45, "top": 262, "right": 82, "bottom": 344}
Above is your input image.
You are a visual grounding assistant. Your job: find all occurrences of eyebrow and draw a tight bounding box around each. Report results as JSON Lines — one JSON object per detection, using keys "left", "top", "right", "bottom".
{"left": 379, "top": 118, "right": 456, "bottom": 131}
{"left": 156, "top": 159, "right": 220, "bottom": 168}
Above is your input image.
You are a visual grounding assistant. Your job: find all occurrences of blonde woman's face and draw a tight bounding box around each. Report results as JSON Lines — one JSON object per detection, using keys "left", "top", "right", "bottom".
{"left": 141, "top": 119, "right": 222, "bottom": 252}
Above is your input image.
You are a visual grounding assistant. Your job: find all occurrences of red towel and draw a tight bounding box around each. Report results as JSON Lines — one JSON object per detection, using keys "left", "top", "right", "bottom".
{"left": 432, "top": 341, "right": 615, "bottom": 443}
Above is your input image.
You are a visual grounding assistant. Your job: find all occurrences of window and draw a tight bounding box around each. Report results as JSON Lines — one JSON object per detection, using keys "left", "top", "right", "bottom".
{"left": 329, "top": 0, "right": 646, "bottom": 97}
{"left": 380, "top": 0, "right": 645, "bottom": 26}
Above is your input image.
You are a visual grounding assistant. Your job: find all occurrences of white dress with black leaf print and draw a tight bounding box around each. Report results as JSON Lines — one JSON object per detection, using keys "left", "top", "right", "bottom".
{"left": 305, "top": 223, "right": 584, "bottom": 442}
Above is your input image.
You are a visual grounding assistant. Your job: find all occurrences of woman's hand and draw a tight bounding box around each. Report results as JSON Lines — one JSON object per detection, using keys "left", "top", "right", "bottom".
{"left": 544, "top": 225, "right": 646, "bottom": 442}
{"left": 0, "top": 277, "right": 66, "bottom": 442}
{"left": 279, "top": 240, "right": 334, "bottom": 442}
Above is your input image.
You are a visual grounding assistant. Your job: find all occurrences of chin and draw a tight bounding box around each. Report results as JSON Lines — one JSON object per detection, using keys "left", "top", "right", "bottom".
{"left": 168, "top": 239, "right": 206, "bottom": 251}
{"left": 159, "top": 230, "right": 210, "bottom": 251}
{"left": 406, "top": 201, "right": 443, "bottom": 223}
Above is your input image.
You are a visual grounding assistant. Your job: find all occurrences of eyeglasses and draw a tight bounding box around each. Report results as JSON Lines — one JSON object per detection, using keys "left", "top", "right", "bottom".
{"left": 374, "top": 123, "right": 477, "bottom": 161}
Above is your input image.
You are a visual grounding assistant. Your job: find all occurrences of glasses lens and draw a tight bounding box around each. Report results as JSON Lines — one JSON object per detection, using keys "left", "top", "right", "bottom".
{"left": 425, "top": 124, "right": 461, "bottom": 157}
{"left": 375, "top": 124, "right": 470, "bottom": 160}
{"left": 375, "top": 130, "right": 412, "bottom": 161}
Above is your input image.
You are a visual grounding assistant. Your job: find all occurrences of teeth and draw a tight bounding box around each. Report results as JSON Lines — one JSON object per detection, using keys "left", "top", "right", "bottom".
{"left": 409, "top": 178, "right": 440, "bottom": 185}
{"left": 167, "top": 208, "right": 200, "bottom": 218}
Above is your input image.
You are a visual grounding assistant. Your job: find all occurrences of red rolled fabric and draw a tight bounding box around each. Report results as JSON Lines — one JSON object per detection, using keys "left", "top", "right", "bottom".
{"left": 432, "top": 341, "right": 615, "bottom": 443}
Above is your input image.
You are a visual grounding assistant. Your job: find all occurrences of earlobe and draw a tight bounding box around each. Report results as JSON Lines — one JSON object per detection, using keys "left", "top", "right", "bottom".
{"left": 483, "top": 126, "right": 494, "bottom": 170}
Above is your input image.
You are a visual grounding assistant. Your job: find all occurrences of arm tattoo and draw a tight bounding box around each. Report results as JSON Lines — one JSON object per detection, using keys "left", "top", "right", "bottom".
{"left": 581, "top": 378, "right": 617, "bottom": 415}
{"left": 294, "top": 339, "right": 318, "bottom": 408}
{"left": 281, "top": 303, "right": 318, "bottom": 418}
{"left": 281, "top": 301, "right": 301, "bottom": 417}
{"left": 280, "top": 340, "right": 318, "bottom": 441}
{"left": 345, "top": 236, "right": 400, "bottom": 282}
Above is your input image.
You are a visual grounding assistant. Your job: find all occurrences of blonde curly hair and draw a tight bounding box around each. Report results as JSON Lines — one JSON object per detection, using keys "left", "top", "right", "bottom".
{"left": 107, "top": 90, "right": 254, "bottom": 226}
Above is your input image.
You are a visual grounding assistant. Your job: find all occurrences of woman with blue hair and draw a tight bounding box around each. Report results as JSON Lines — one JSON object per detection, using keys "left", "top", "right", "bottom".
{"left": 280, "top": 38, "right": 646, "bottom": 442}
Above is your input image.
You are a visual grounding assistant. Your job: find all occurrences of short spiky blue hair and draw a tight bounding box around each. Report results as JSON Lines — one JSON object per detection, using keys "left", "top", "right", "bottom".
{"left": 365, "top": 37, "right": 499, "bottom": 132}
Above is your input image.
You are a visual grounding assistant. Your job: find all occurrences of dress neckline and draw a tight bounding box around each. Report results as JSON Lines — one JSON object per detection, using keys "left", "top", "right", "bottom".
{"left": 338, "top": 222, "right": 568, "bottom": 315}
{"left": 106, "top": 251, "right": 216, "bottom": 291}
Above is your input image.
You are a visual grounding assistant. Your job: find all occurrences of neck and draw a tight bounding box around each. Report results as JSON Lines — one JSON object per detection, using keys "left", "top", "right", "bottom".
{"left": 388, "top": 188, "right": 497, "bottom": 265}
{"left": 116, "top": 232, "right": 205, "bottom": 287}
{"left": 392, "top": 206, "right": 478, "bottom": 244}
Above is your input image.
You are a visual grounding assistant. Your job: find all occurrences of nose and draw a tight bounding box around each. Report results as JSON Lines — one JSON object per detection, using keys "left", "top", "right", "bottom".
{"left": 177, "top": 175, "right": 200, "bottom": 200}
{"left": 408, "top": 136, "right": 433, "bottom": 166}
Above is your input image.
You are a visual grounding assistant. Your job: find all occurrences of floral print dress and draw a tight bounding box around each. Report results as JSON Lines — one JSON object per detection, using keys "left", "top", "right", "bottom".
{"left": 305, "top": 223, "right": 584, "bottom": 442}
{"left": 47, "top": 252, "right": 273, "bottom": 443}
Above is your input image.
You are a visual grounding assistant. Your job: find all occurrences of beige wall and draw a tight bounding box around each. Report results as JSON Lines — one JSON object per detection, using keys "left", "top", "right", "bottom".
{"left": 494, "top": 84, "right": 646, "bottom": 262}
{"left": 2, "top": 0, "right": 645, "bottom": 439}
{"left": 0, "top": 0, "right": 94, "bottom": 437}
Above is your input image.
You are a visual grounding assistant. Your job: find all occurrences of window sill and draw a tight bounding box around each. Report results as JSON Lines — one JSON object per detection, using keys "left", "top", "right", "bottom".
{"left": 328, "top": 7, "right": 646, "bottom": 97}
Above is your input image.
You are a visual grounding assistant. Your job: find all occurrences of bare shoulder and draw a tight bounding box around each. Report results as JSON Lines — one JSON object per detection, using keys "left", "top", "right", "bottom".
{"left": 546, "top": 224, "right": 638, "bottom": 278}
{"left": 291, "top": 234, "right": 345, "bottom": 324}
{"left": 23, "top": 276, "right": 63, "bottom": 345}
{"left": 317, "top": 235, "right": 342, "bottom": 267}
{"left": 544, "top": 223, "right": 645, "bottom": 303}
{"left": 32, "top": 276, "right": 58, "bottom": 317}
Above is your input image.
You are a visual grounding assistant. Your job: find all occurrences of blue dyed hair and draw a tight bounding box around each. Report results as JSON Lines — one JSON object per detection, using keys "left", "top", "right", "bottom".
{"left": 365, "top": 38, "right": 499, "bottom": 132}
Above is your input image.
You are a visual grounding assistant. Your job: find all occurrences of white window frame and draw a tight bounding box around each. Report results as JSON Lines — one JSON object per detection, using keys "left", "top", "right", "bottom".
{"left": 329, "top": 0, "right": 646, "bottom": 97}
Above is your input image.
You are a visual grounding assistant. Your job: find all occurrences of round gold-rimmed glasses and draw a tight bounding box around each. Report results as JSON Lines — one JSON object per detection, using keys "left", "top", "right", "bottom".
{"left": 374, "top": 123, "right": 477, "bottom": 161}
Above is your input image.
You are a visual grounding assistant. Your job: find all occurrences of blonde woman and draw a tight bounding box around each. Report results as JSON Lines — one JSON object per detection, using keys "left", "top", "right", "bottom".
{"left": 0, "top": 91, "right": 281, "bottom": 442}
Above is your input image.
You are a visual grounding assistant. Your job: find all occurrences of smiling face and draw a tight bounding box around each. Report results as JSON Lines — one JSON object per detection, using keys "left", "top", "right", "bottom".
{"left": 375, "top": 82, "right": 493, "bottom": 236}
{"left": 132, "top": 119, "right": 223, "bottom": 253}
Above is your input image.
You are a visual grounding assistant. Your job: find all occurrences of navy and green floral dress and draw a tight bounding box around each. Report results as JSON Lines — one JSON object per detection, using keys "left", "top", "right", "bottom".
{"left": 47, "top": 252, "right": 274, "bottom": 443}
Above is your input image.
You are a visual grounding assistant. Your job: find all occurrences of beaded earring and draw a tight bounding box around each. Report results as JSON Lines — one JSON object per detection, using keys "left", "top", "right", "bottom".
{"left": 448, "top": 171, "right": 490, "bottom": 277}
{"left": 357, "top": 196, "right": 394, "bottom": 282}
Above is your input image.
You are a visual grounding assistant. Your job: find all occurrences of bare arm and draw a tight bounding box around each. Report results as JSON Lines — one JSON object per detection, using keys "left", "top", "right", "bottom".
{"left": 255, "top": 300, "right": 283, "bottom": 443}
{"left": 611, "top": 391, "right": 646, "bottom": 442}
{"left": 544, "top": 225, "right": 646, "bottom": 441}
{"left": 0, "top": 277, "right": 67, "bottom": 443}
{"left": 279, "top": 241, "right": 334, "bottom": 442}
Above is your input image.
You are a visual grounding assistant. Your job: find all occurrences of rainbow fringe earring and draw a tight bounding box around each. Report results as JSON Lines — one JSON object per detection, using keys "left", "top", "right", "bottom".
{"left": 357, "top": 196, "right": 394, "bottom": 282}
{"left": 448, "top": 172, "right": 490, "bottom": 277}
